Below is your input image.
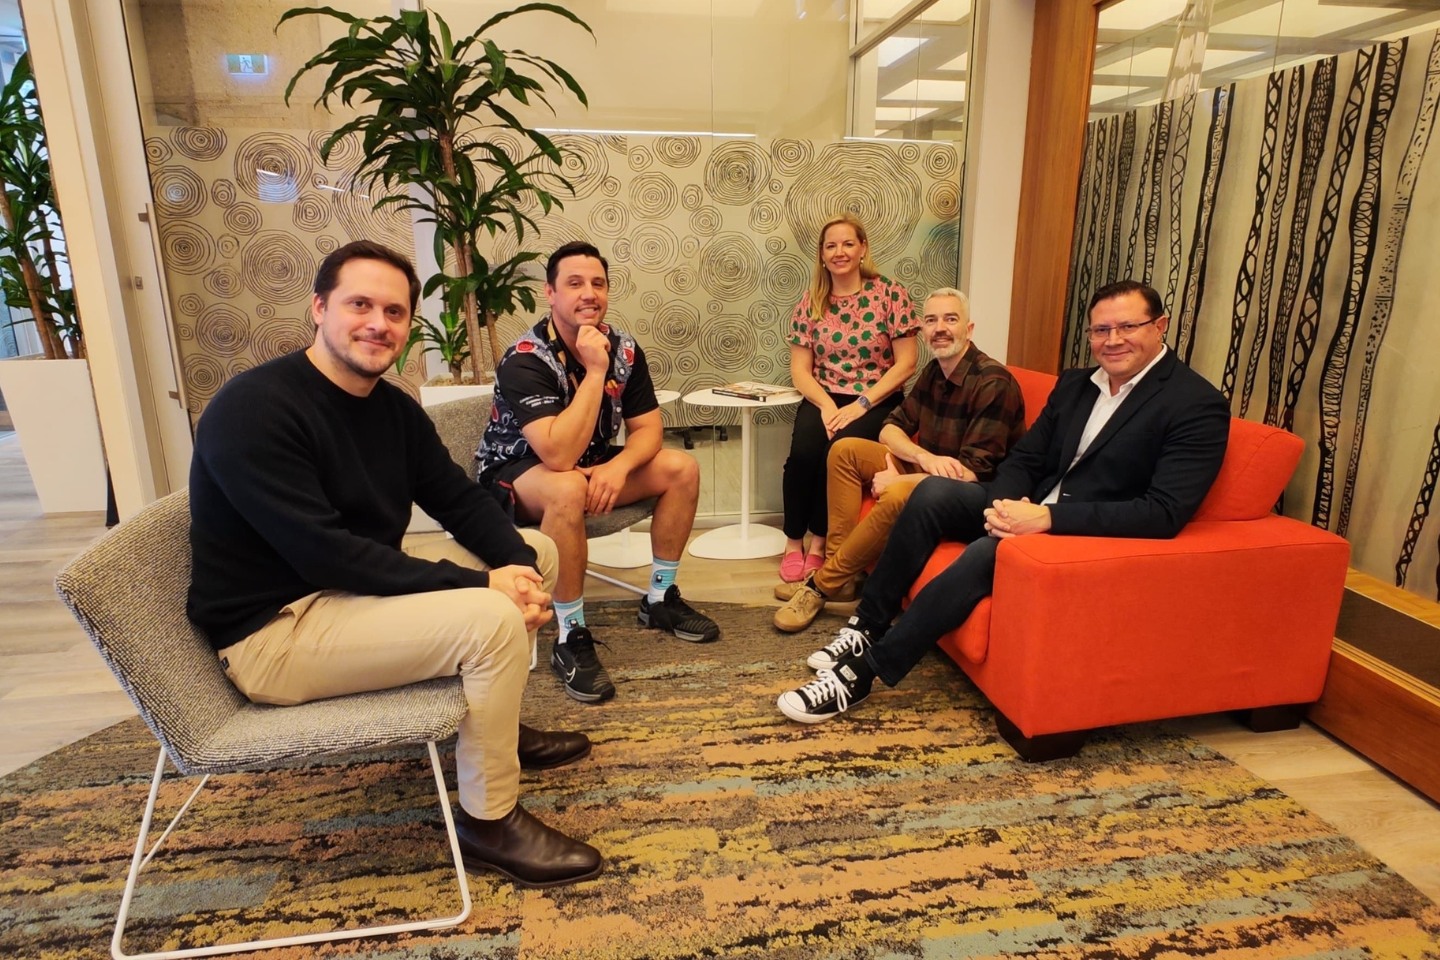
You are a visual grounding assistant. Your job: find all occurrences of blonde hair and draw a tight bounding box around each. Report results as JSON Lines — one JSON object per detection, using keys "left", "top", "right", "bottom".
{"left": 806, "top": 213, "right": 880, "bottom": 323}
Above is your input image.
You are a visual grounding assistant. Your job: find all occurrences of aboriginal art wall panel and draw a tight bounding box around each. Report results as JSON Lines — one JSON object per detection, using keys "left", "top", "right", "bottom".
{"left": 146, "top": 131, "right": 961, "bottom": 433}
{"left": 1065, "top": 29, "right": 1440, "bottom": 601}
{"left": 145, "top": 128, "right": 421, "bottom": 415}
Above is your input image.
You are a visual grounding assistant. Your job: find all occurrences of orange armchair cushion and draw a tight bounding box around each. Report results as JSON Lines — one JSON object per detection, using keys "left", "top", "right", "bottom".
{"left": 1193, "top": 418, "right": 1303, "bottom": 521}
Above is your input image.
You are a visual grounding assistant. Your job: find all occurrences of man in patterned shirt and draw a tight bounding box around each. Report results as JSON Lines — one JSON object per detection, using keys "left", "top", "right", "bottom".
{"left": 773, "top": 288, "right": 1025, "bottom": 632}
{"left": 479, "top": 241, "right": 719, "bottom": 706}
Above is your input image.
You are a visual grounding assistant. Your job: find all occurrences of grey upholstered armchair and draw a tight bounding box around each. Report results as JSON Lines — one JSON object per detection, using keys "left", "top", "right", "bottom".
{"left": 54, "top": 490, "right": 472, "bottom": 959}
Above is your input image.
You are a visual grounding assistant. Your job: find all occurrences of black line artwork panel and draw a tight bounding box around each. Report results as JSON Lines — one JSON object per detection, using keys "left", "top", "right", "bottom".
{"left": 1176, "top": 83, "right": 1235, "bottom": 365}
{"left": 1144, "top": 100, "right": 1172, "bottom": 285}
{"left": 1063, "top": 120, "right": 1094, "bottom": 363}
{"left": 1107, "top": 112, "right": 1137, "bottom": 284}
{"left": 1165, "top": 93, "right": 1197, "bottom": 323}
{"left": 1266, "top": 59, "right": 1334, "bottom": 427}
{"left": 1397, "top": 412, "right": 1440, "bottom": 596}
{"left": 1070, "top": 120, "right": 1108, "bottom": 368}
{"left": 1094, "top": 115, "right": 1120, "bottom": 294}
{"left": 1283, "top": 48, "right": 1373, "bottom": 434}
{"left": 1125, "top": 108, "right": 1158, "bottom": 276}
{"left": 1316, "top": 38, "right": 1407, "bottom": 533}
{"left": 1351, "top": 33, "right": 1440, "bottom": 548}
{"left": 1242, "top": 65, "right": 1303, "bottom": 417}
{"left": 1225, "top": 72, "right": 1284, "bottom": 402}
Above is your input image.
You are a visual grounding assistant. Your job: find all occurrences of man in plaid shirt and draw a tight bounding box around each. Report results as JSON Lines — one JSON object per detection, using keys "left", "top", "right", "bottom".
{"left": 774, "top": 288, "right": 1026, "bottom": 632}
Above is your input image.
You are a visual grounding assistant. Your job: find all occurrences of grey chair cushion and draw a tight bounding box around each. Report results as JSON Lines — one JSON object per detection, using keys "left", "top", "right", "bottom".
{"left": 425, "top": 393, "right": 657, "bottom": 537}
{"left": 54, "top": 490, "right": 466, "bottom": 776}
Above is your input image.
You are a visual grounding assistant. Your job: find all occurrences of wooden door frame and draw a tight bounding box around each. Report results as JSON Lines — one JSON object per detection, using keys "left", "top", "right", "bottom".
{"left": 1009, "top": 0, "right": 1109, "bottom": 373}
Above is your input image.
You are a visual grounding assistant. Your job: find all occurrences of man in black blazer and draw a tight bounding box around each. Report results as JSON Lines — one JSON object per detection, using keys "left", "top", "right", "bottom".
{"left": 778, "top": 279, "right": 1231, "bottom": 724}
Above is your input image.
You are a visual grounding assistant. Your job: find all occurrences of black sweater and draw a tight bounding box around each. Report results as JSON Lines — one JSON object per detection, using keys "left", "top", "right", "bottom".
{"left": 187, "top": 351, "right": 537, "bottom": 650}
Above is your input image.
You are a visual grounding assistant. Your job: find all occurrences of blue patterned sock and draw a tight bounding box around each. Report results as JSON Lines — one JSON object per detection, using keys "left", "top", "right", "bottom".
{"left": 648, "top": 557, "right": 679, "bottom": 603}
{"left": 555, "top": 598, "right": 585, "bottom": 643}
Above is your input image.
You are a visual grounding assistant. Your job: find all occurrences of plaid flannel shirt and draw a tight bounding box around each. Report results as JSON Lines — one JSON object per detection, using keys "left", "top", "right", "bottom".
{"left": 883, "top": 343, "right": 1026, "bottom": 481}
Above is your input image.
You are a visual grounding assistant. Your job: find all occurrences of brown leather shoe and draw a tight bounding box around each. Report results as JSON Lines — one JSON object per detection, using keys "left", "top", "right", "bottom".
{"left": 774, "top": 577, "right": 857, "bottom": 603}
{"left": 455, "top": 803, "right": 602, "bottom": 888}
{"left": 518, "top": 723, "right": 591, "bottom": 770}
{"left": 774, "top": 580, "right": 828, "bottom": 633}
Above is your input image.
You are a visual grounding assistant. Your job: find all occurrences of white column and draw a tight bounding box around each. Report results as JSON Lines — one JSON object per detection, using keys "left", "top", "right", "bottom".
{"left": 958, "top": 0, "right": 1035, "bottom": 363}
{"left": 23, "top": 0, "right": 196, "bottom": 516}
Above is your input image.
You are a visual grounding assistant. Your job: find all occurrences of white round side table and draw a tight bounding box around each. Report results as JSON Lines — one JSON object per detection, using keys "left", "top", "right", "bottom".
{"left": 682, "top": 387, "right": 799, "bottom": 560}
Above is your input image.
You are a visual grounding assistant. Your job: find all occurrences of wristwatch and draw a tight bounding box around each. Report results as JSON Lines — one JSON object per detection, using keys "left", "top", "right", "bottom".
{"left": 856, "top": 395, "right": 872, "bottom": 411}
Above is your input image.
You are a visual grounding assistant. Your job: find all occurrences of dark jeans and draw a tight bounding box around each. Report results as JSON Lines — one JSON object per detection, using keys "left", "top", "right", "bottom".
{"left": 854, "top": 477, "right": 995, "bottom": 687}
{"left": 782, "top": 391, "right": 902, "bottom": 540}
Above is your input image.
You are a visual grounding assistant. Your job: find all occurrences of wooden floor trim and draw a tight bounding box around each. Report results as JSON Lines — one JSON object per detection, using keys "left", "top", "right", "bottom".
{"left": 1308, "top": 640, "right": 1440, "bottom": 804}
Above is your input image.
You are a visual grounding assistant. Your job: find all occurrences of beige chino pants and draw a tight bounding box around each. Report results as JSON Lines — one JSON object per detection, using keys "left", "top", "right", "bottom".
{"left": 816, "top": 438, "right": 927, "bottom": 597}
{"left": 219, "top": 529, "right": 558, "bottom": 820}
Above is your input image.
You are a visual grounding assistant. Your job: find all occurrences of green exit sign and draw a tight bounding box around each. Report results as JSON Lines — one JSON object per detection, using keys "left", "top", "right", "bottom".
{"left": 226, "top": 54, "right": 268, "bottom": 76}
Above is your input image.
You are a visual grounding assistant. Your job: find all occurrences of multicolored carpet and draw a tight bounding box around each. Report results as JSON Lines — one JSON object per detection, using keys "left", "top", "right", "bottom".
{"left": 3, "top": 601, "right": 1437, "bottom": 958}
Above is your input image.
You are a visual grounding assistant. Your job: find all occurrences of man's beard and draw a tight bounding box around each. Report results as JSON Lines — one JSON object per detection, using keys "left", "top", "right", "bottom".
{"left": 323, "top": 325, "right": 395, "bottom": 381}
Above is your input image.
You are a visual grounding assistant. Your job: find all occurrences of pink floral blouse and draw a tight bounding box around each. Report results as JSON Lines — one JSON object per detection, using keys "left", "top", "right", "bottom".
{"left": 788, "top": 276, "right": 918, "bottom": 394}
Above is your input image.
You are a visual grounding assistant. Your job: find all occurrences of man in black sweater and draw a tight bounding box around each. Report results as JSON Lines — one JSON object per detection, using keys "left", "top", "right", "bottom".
{"left": 187, "top": 240, "right": 601, "bottom": 888}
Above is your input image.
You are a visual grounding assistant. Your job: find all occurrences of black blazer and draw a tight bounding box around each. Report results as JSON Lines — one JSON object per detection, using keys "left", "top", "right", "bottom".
{"left": 984, "top": 349, "right": 1230, "bottom": 539}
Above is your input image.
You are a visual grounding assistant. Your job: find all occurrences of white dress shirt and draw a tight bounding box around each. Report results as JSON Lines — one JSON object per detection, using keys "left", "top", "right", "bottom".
{"left": 1041, "top": 346, "right": 1169, "bottom": 505}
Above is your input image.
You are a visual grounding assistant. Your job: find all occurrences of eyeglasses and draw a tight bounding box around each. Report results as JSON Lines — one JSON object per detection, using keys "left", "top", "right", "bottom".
{"left": 1087, "top": 317, "right": 1157, "bottom": 341}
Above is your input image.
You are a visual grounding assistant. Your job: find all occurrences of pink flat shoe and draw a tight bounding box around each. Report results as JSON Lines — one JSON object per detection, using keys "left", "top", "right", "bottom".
{"left": 803, "top": 553, "right": 824, "bottom": 577}
{"left": 779, "top": 551, "right": 806, "bottom": 582}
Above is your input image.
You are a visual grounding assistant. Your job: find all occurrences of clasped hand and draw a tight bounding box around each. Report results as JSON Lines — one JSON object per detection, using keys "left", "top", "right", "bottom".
{"left": 821, "top": 401, "right": 865, "bottom": 439}
{"left": 983, "top": 497, "right": 1052, "bottom": 539}
{"left": 487, "top": 565, "right": 552, "bottom": 630}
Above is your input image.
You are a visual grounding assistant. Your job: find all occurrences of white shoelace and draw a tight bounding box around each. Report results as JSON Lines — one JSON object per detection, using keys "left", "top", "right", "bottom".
{"left": 798, "top": 668, "right": 855, "bottom": 713}
{"left": 821, "top": 626, "right": 869, "bottom": 661}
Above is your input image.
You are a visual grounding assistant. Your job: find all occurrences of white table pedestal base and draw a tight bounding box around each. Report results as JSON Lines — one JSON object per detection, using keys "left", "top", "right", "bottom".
{"left": 680, "top": 386, "right": 799, "bottom": 562}
{"left": 688, "top": 522, "right": 787, "bottom": 560}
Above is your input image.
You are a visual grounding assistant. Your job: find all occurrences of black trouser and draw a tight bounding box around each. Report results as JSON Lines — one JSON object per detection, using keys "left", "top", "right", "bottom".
{"left": 781, "top": 391, "right": 902, "bottom": 540}
{"left": 854, "top": 477, "right": 995, "bottom": 687}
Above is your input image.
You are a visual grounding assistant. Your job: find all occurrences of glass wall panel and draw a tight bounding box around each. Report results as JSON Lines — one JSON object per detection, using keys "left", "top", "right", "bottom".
{"left": 1091, "top": 0, "right": 1440, "bottom": 120}
{"left": 852, "top": 0, "right": 971, "bottom": 142}
{"left": 118, "top": 0, "right": 964, "bottom": 522}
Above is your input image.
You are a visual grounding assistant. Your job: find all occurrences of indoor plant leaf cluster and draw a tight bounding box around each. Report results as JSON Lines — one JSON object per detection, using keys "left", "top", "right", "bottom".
{"left": 281, "top": 3, "right": 591, "bottom": 382}
{"left": 0, "top": 52, "right": 82, "bottom": 361}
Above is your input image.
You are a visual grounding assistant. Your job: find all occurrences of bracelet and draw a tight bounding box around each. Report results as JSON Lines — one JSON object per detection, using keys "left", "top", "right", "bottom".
{"left": 856, "top": 395, "right": 872, "bottom": 412}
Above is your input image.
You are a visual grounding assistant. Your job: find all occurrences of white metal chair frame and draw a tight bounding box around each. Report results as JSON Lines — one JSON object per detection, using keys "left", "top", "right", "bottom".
{"left": 113, "top": 742, "right": 470, "bottom": 960}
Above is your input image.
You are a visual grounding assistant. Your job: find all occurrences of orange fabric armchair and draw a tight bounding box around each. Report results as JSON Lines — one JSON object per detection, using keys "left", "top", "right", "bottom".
{"left": 902, "top": 367, "right": 1351, "bottom": 759}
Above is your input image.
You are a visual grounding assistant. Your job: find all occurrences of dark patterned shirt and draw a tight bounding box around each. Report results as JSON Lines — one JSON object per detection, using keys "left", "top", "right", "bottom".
{"left": 478, "top": 317, "right": 657, "bottom": 476}
{"left": 884, "top": 343, "right": 1025, "bottom": 481}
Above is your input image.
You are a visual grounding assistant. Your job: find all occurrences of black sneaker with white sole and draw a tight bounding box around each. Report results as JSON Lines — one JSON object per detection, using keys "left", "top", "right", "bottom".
{"left": 806, "top": 616, "right": 879, "bottom": 671}
{"left": 638, "top": 585, "right": 720, "bottom": 643}
{"left": 776, "top": 658, "right": 874, "bottom": 724}
{"left": 550, "top": 628, "right": 615, "bottom": 703}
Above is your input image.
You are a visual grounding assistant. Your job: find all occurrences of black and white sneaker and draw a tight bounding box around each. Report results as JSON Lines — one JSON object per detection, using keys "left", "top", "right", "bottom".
{"left": 807, "top": 616, "right": 877, "bottom": 671}
{"left": 550, "top": 628, "right": 615, "bottom": 703}
{"left": 777, "top": 660, "right": 874, "bottom": 724}
{"left": 638, "top": 585, "right": 720, "bottom": 643}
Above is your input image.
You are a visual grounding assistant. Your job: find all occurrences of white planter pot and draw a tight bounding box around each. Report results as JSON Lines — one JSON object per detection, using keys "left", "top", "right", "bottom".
{"left": 419, "top": 382, "right": 494, "bottom": 407}
{"left": 0, "top": 357, "right": 108, "bottom": 513}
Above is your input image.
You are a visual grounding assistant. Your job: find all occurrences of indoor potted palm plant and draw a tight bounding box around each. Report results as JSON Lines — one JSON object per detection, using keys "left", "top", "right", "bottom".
{"left": 0, "top": 52, "right": 106, "bottom": 513}
{"left": 281, "top": 3, "right": 591, "bottom": 387}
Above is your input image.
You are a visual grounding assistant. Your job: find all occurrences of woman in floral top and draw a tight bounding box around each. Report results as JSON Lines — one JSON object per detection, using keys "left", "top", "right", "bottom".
{"left": 780, "top": 213, "right": 918, "bottom": 583}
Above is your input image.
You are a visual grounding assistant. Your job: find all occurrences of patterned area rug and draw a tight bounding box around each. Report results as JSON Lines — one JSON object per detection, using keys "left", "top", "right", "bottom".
{"left": 3, "top": 601, "right": 1437, "bottom": 959}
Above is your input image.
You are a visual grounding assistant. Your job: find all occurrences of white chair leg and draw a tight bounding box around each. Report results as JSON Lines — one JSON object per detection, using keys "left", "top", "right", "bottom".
{"left": 585, "top": 568, "right": 647, "bottom": 596}
{"left": 110, "top": 742, "right": 472, "bottom": 960}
